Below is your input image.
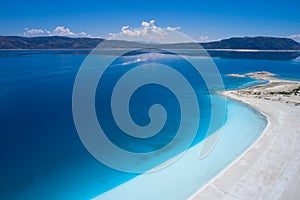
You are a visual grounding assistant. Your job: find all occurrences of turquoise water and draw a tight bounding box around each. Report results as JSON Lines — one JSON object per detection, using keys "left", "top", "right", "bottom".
{"left": 96, "top": 98, "right": 267, "bottom": 200}
{"left": 0, "top": 50, "right": 300, "bottom": 199}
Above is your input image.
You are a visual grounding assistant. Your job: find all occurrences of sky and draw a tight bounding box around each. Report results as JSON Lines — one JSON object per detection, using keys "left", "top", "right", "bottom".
{"left": 0, "top": 0, "right": 300, "bottom": 42}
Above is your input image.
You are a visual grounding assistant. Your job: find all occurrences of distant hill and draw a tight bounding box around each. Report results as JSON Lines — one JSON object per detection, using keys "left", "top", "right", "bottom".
{"left": 0, "top": 36, "right": 300, "bottom": 50}
{"left": 0, "top": 36, "right": 104, "bottom": 49}
{"left": 200, "top": 36, "right": 300, "bottom": 50}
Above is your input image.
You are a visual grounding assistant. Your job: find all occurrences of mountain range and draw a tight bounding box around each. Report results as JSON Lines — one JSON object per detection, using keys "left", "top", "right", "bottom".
{"left": 0, "top": 36, "right": 300, "bottom": 50}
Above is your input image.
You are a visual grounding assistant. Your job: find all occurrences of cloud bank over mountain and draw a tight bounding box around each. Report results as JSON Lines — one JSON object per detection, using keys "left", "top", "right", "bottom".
{"left": 23, "top": 26, "right": 92, "bottom": 37}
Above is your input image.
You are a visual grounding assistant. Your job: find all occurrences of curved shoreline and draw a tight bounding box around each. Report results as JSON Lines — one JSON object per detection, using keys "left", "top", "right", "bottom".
{"left": 94, "top": 91, "right": 267, "bottom": 200}
{"left": 189, "top": 94, "right": 271, "bottom": 200}
{"left": 191, "top": 73, "right": 300, "bottom": 200}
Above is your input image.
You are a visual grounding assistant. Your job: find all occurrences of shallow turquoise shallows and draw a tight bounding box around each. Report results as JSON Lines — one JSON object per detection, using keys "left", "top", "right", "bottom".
{"left": 95, "top": 98, "right": 267, "bottom": 200}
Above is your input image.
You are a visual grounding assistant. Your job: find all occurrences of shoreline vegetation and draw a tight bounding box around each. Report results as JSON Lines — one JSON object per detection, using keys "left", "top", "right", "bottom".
{"left": 191, "top": 72, "right": 300, "bottom": 200}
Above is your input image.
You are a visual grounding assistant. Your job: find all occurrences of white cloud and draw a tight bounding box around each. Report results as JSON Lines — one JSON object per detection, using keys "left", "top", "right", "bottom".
{"left": 199, "top": 35, "right": 209, "bottom": 42}
{"left": 290, "top": 34, "right": 300, "bottom": 39}
{"left": 110, "top": 20, "right": 167, "bottom": 39}
{"left": 107, "top": 20, "right": 186, "bottom": 43}
{"left": 121, "top": 26, "right": 130, "bottom": 31}
{"left": 166, "top": 26, "right": 181, "bottom": 31}
{"left": 23, "top": 26, "right": 92, "bottom": 37}
{"left": 141, "top": 21, "right": 150, "bottom": 27}
{"left": 290, "top": 34, "right": 300, "bottom": 42}
{"left": 53, "top": 26, "right": 75, "bottom": 36}
{"left": 23, "top": 28, "right": 50, "bottom": 36}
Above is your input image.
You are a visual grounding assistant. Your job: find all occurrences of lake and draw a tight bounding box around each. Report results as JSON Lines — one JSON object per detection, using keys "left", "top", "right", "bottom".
{"left": 0, "top": 50, "right": 299, "bottom": 199}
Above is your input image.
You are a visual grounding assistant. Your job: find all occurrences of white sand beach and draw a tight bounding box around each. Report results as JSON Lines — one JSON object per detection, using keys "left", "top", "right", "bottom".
{"left": 191, "top": 72, "right": 300, "bottom": 200}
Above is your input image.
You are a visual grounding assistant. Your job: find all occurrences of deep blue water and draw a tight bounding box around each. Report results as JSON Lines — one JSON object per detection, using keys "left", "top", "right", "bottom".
{"left": 0, "top": 50, "right": 300, "bottom": 199}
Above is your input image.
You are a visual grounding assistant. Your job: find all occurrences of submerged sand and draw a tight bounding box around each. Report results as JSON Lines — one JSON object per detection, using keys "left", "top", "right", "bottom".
{"left": 191, "top": 72, "right": 300, "bottom": 200}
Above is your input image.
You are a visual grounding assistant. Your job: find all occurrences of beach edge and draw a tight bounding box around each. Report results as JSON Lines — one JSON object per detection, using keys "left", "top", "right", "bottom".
{"left": 190, "top": 73, "right": 300, "bottom": 200}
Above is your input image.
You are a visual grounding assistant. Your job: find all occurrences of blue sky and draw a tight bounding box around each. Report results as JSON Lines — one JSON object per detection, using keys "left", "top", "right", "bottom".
{"left": 0, "top": 0, "right": 300, "bottom": 41}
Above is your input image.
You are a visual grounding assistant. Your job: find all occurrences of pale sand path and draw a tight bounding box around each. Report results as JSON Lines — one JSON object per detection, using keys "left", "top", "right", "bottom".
{"left": 191, "top": 73, "right": 300, "bottom": 200}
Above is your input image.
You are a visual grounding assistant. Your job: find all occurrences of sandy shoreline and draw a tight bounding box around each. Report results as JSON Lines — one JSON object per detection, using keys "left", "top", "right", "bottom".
{"left": 191, "top": 72, "right": 300, "bottom": 200}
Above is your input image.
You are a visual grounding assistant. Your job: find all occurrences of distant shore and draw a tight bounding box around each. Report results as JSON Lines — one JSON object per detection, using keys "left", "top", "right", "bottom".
{"left": 1, "top": 35, "right": 300, "bottom": 51}
{"left": 191, "top": 72, "right": 300, "bottom": 200}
